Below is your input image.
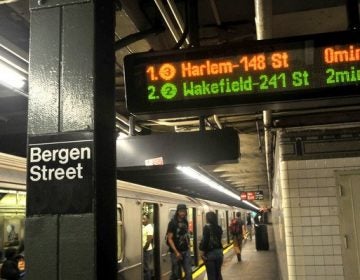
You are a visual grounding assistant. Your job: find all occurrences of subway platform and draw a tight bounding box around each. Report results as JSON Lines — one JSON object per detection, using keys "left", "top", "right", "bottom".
{"left": 195, "top": 226, "right": 279, "bottom": 280}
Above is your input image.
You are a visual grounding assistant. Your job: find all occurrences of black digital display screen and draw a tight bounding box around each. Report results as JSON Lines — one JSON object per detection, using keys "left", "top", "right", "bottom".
{"left": 124, "top": 31, "right": 360, "bottom": 116}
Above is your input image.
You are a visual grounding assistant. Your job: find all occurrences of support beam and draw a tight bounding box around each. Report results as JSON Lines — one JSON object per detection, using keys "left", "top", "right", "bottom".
{"left": 26, "top": 1, "right": 116, "bottom": 279}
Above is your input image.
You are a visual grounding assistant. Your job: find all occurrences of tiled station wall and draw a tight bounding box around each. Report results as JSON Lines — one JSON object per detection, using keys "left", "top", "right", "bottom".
{"left": 272, "top": 127, "right": 360, "bottom": 280}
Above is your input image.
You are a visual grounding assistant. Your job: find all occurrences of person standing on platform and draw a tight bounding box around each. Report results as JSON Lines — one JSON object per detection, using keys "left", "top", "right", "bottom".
{"left": 246, "top": 212, "right": 253, "bottom": 241}
{"left": 199, "top": 211, "right": 223, "bottom": 280}
{"left": 0, "top": 247, "right": 20, "bottom": 280}
{"left": 166, "top": 204, "right": 192, "bottom": 280}
{"left": 142, "top": 214, "right": 154, "bottom": 280}
{"left": 229, "top": 212, "right": 245, "bottom": 262}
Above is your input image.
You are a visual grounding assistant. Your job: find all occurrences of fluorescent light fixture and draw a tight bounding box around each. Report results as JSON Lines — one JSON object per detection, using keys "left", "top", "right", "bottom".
{"left": 177, "top": 165, "right": 260, "bottom": 211}
{"left": 0, "top": 60, "right": 26, "bottom": 89}
{"left": 117, "top": 132, "right": 128, "bottom": 139}
{"left": 241, "top": 199, "right": 259, "bottom": 210}
{"left": 177, "top": 166, "right": 241, "bottom": 200}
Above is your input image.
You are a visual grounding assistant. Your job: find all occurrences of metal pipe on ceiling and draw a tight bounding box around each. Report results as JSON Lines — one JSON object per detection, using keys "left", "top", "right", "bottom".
{"left": 263, "top": 110, "right": 273, "bottom": 206}
{"left": 154, "top": 0, "right": 182, "bottom": 43}
{"left": 114, "top": 26, "right": 163, "bottom": 51}
{"left": 116, "top": 123, "right": 130, "bottom": 134}
{"left": 255, "top": 0, "right": 273, "bottom": 209}
{"left": 256, "top": 120, "right": 262, "bottom": 152}
{"left": 0, "top": 47, "right": 28, "bottom": 76}
{"left": 209, "top": 0, "right": 222, "bottom": 26}
{"left": 213, "top": 115, "right": 222, "bottom": 129}
{"left": 128, "top": 115, "right": 135, "bottom": 136}
{"left": 166, "top": 0, "right": 190, "bottom": 44}
{"left": 116, "top": 113, "right": 142, "bottom": 133}
{"left": 0, "top": 35, "right": 29, "bottom": 64}
{"left": 254, "top": 0, "right": 272, "bottom": 39}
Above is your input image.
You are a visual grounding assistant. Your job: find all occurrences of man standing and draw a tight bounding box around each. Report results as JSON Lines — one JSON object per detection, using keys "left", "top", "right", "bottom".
{"left": 230, "top": 212, "right": 245, "bottom": 262}
{"left": 246, "top": 212, "right": 253, "bottom": 241}
{"left": 166, "top": 204, "right": 192, "bottom": 280}
{"left": 142, "top": 214, "right": 154, "bottom": 280}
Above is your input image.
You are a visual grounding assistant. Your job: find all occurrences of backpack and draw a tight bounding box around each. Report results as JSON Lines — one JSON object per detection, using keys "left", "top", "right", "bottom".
{"left": 229, "top": 218, "right": 242, "bottom": 235}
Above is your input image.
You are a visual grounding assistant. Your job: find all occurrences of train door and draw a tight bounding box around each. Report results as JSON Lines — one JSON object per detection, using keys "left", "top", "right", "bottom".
{"left": 117, "top": 200, "right": 142, "bottom": 279}
{"left": 142, "top": 202, "right": 160, "bottom": 280}
{"left": 117, "top": 205, "right": 124, "bottom": 263}
{"left": 336, "top": 172, "right": 360, "bottom": 279}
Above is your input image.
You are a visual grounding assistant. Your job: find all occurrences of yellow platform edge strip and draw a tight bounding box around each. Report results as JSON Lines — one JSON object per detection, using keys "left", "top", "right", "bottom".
{"left": 192, "top": 244, "right": 234, "bottom": 279}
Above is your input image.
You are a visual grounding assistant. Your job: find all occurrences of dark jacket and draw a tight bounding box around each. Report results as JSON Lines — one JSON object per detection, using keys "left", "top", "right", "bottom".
{"left": 166, "top": 218, "right": 190, "bottom": 252}
{"left": 1, "top": 259, "right": 20, "bottom": 280}
{"left": 199, "top": 224, "right": 223, "bottom": 253}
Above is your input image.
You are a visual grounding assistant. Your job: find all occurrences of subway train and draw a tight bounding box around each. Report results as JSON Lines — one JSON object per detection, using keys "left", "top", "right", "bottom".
{"left": 0, "top": 152, "right": 247, "bottom": 279}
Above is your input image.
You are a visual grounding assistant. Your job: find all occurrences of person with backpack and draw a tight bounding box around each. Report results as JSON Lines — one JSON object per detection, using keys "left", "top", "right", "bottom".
{"left": 229, "top": 212, "right": 245, "bottom": 262}
{"left": 199, "top": 211, "right": 223, "bottom": 280}
{"left": 166, "top": 204, "right": 192, "bottom": 280}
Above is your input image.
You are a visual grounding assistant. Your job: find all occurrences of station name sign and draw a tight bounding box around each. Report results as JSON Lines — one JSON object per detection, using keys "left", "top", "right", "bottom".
{"left": 29, "top": 146, "right": 91, "bottom": 182}
{"left": 124, "top": 30, "right": 360, "bottom": 116}
{"left": 27, "top": 132, "right": 93, "bottom": 215}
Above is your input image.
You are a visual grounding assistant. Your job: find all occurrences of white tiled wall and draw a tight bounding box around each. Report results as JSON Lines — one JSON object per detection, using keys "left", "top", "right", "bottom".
{"left": 273, "top": 149, "right": 360, "bottom": 280}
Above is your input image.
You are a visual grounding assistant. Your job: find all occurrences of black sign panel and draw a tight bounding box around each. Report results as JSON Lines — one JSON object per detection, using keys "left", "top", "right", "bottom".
{"left": 124, "top": 30, "right": 360, "bottom": 117}
{"left": 255, "top": 191, "right": 264, "bottom": 200}
{"left": 27, "top": 132, "right": 93, "bottom": 215}
{"left": 117, "top": 128, "right": 239, "bottom": 168}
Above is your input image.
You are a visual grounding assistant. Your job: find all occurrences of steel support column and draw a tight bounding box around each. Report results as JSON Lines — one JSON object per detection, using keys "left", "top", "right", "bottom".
{"left": 26, "top": 1, "right": 116, "bottom": 279}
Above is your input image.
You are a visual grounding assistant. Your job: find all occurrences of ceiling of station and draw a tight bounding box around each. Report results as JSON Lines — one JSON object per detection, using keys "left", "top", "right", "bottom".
{"left": 0, "top": 0, "right": 359, "bottom": 209}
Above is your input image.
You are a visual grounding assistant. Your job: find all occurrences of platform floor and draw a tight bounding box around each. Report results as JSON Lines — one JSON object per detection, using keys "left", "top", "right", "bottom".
{"left": 221, "top": 238, "right": 279, "bottom": 280}
{"left": 195, "top": 235, "right": 280, "bottom": 280}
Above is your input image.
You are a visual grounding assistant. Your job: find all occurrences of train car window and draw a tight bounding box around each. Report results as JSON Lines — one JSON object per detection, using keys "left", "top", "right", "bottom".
{"left": 218, "top": 211, "right": 227, "bottom": 246}
{"left": 168, "top": 209, "right": 176, "bottom": 221}
{"left": 187, "top": 207, "right": 197, "bottom": 268}
{"left": 0, "top": 191, "right": 26, "bottom": 263}
{"left": 117, "top": 205, "right": 124, "bottom": 262}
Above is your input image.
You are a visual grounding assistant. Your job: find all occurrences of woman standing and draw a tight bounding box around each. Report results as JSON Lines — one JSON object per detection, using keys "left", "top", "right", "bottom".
{"left": 199, "top": 211, "right": 223, "bottom": 280}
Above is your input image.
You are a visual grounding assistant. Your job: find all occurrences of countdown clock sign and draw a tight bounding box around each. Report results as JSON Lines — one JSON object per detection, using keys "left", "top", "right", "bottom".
{"left": 124, "top": 30, "right": 359, "bottom": 116}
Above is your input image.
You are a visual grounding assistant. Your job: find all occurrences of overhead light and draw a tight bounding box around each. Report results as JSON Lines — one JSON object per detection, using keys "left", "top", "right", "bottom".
{"left": 177, "top": 166, "right": 260, "bottom": 211}
{"left": 117, "top": 132, "right": 128, "bottom": 139}
{"left": 241, "top": 199, "right": 259, "bottom": 210}
{"left": 0, "top": 60, "right": 26, "bottom": 90}
{"left": 177, "top": 166, "right": 241, "bottom": 201}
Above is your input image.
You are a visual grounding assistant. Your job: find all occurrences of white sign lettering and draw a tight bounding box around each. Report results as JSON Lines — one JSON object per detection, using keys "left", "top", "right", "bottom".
{"left": 29, "top": 146, "right": 91, "bottom": 182}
